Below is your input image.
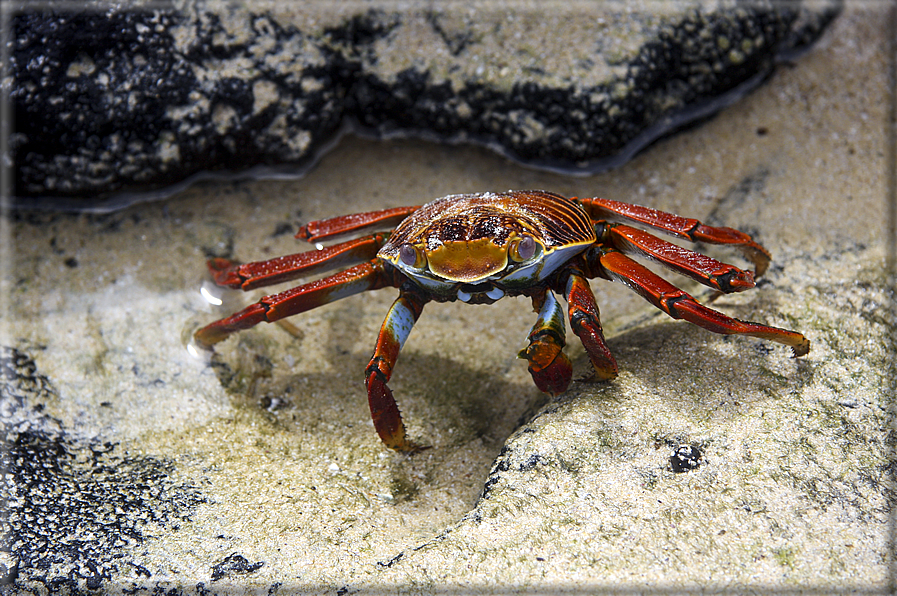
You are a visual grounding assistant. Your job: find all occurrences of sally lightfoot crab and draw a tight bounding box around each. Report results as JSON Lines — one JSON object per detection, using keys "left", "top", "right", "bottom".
{"left": 195, "top": 190, "right": 809, "bottom": 451}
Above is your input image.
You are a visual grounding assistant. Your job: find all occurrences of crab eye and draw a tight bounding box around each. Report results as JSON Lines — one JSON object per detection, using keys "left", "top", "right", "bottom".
{"left": 509, "top": 236, "right": 538, "bottom": 262}
{"left": 399, "top": 244, "right": 426, "bottom": 269}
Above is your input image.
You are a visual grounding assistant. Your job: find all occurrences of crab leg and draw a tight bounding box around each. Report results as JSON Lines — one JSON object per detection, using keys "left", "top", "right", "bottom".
{"left": 564, "top": 272, "right": 619, "bottom": 380}
{"left": 519, "top": 290, "right": 573, "bottom": 395}
{"left": 596, "top": 249, "right": 810, "bottom": 356}
{"left": 579, "top": 197, "right": 771, "bottom": 276}
{"left": 297, "top": 206, "right": 421, "bottom": 242}
{"left": 606, "top": 224, "right": 756, "bottom": 293}
{"left": 365, "top": 291, "right": 428, "bottom": 451}
{"left": 207, "top": 234, "right": 390, "bottom": 290}
{"left": 195, "top": 261, "right": 398, "bottom": 348}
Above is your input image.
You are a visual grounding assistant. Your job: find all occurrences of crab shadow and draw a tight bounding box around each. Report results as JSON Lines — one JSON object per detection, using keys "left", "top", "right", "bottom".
{"left": 318, "top": 348, "right": 549, "bottom": 452}
{"left": 208, "top": 320, "right": 549, "bottom": 498}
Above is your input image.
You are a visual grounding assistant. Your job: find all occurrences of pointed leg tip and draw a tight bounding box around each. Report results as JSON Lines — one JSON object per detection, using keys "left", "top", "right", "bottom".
{"left": 791, "top": 338, "right": 810, "bottom": 358}
{"left": 206, "top": 258, "right": 245, "bottom": 288}
{"left": 390, "top": 441, "right": 432, "bottom": 453}
{"left": 726, "top": 274, "right": 756, "bottom": 292}
{"left": 193, "top": 327, "right": 222, "bottom": 350}
{"left": 207, "top": 257, "right": 236, "bottom": 271}
{"left": 592, "top": 369, "right": 618, "bottom": 382}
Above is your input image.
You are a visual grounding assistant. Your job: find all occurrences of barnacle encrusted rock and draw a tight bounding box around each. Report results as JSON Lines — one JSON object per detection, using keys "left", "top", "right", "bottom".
{"left": 10, "top": 0, "right": 841, "bottom": 205}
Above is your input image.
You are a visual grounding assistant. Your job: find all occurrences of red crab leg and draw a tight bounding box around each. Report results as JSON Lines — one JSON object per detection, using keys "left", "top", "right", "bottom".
{"left": 564, "top": 272, "right": 619, "bottom": 380}
{"left": 518, "top": 290, "right": 573, "bottom": 395}
{"left": 606, "top": 224, "right": 756, "bottom": 293}
{"left": 194, "top": 261, "right": 399, "bottom": 348}
{"left": 365, "top": 291, "right": 428, "bottom": 452}
{"left": 579, "top": 197, "right": 771, "bottom": 276}
{"left": 206, "top": 234, "right": 390, "bottom": 291}
{"left": 297, "top": 206, "right": 420, "bottom": 242}
{"left": 596, "top": 249, "right": 810, "bottom": 356}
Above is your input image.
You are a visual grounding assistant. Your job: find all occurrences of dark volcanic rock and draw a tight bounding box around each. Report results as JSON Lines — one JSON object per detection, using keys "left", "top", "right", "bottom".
{"left": 9, "top": 1, "right": 841, "bottom": 206}
{"left": 0, "top": 346, "right": 205, "bottom": 594}
{"left": 11, "top": 5, "right": 344, "bottom": 205}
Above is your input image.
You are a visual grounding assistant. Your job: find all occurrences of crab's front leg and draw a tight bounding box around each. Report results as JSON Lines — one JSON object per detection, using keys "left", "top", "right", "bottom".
{"left": 519, "top": 290, "right": 573, "bottom": 395}
{"left": 365, "top": 290, "right": 429, "bottom": 451}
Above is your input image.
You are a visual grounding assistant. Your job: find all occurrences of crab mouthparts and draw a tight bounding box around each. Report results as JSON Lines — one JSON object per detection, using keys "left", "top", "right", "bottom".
{"left": 425, "top": 239, "right": 508, "bottom": 283}
{"left": 456, "top": 284, "right": 505, "bottom": 303}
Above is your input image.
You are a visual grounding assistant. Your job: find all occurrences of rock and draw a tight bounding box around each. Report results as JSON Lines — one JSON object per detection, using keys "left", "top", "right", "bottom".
{"left": 10, "top": 1, "right": 841, "bottom": 206}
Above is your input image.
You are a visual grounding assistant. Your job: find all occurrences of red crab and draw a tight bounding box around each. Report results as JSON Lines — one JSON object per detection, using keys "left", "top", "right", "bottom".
{"left": 195, "top": 190, "right": 809, "bottom": 451}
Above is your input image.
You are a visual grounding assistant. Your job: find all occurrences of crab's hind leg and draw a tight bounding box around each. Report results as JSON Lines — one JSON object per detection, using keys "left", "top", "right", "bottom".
{"left": 519, "top": 290, "right": 574, "bottom": 395}
{"left": 596, "top": 249, "right": 810, "bottom": 357}
{"left": 564, "top": 272, "right": 619, "bottom": 381}
{"left": 195, "top": 260, "right": 398, "bottom": 348}
{"left": 365, "top": 291, "right": 428, "bottom": 451}
{"left": 605, "top": 224, "right": 757, "bottom": 293}
{"left": 208, "top": 234, "right": 390, "bottom": 291}
{"left": 579, "top": 197, "right": 771, "bottom": 276}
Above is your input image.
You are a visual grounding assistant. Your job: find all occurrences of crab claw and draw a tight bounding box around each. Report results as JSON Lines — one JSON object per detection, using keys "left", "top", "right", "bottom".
{"left": 520, "top": 341, "right": 573, "bottom": 396}
{"left": 365, "top": 366, "right": 429, "bottom": 452}
{"left": 520, "top": 291, "right": 575, "bottom": 396}
{"left": 364, "top": 292, "right": 431, "bottom": 452}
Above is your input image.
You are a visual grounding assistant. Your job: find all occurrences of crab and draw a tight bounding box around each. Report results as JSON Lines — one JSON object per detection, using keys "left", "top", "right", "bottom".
{"left": 194, "top": 190, "right": 809, "bottom": 451}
